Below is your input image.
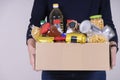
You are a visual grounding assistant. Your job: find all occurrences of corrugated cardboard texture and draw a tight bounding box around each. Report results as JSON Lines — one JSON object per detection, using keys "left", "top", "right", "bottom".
{"left": 35, "top": 42, "right": 110, "bottom": 70}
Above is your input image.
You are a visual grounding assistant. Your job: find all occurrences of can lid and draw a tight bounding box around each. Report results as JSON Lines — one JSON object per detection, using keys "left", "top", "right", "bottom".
{"left": 79, "top": 20, "right": 91, "bottom": 33}
{"left": 69, "top": 22, "right": 76, "bottom": 28}
{"left": 67, "top": 19, "right": 73, "bottom": 23}
{"left": 90, "top": 15, "right": 102, "bottom": 19}
{"left": 53, "top": 3, "right": 59, "bottom": 8}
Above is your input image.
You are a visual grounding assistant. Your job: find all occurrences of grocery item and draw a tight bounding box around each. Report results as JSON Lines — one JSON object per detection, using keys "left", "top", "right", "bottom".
{"left": 53, "top": 19, "right": 63, "bottom": 33}
{"left": 31, "top": 25, "right": 42, "bottom": 41}
{"left": 66, "top": 20, "right": 78, "bottom": 33}
{"left": 49, "top": 3, "right": 64, "bottom": 33}
{"left": 31, "top": 11, "right": 114, "bottom": 43}
{"left": 47, "top": 25, "right": 61, "bottom": 37}
{"left": 102, "top": 25, "right": 115, "bottom": 40}
{"left": 61, "top": 33, "right": 66, "bottom": 37}
{"left": 37, "top": 37, "right": 54, "bottom": 43}
{"left": 66, "top": 33, "right": 87, "bottom": 43}
{"left": 91, "top": 24, "right": 102, "bottom": 33}
{"left": 54, "top": 36, "right": 66, "bottom": 41}
{"left": 79, "top": 20, "right": 102, "bottom": 34}
{"left": 66, "top": 27, "right": 74, "bottom": 33}
{"left": 40, "top": 23, "right": 51, "bottom": 34}
{"left": 87, "top": 34, "right": 108, "bottom": 43}
{"left": 86, "top": 24, "right": 115, "bottom": 43}
{"left": 90, "top": 15, "right": 104, "bottom": 29}
{"left": 79, "top": 20, "right": 91, "bottom": 33}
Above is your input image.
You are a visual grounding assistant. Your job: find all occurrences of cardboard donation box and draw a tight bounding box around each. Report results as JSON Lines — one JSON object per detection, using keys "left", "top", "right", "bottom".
{"left": 35, "top": 42, "right": 111, "bottom": 70}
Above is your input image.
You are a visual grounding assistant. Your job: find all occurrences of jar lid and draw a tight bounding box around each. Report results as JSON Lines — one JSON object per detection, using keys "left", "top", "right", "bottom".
{"left": 90, "top": 15, "right": 102, "bottom": 19}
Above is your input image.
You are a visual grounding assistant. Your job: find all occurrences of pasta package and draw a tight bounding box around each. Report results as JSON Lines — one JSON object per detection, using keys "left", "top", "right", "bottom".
{"left": 87, "top": 34, "right": 108, "bottom": 43}
{"left": 66, "top": 33, "right": 87, "bottom": 43}
{"left": 31, "top": 26, "right": 42, "bottom": 41}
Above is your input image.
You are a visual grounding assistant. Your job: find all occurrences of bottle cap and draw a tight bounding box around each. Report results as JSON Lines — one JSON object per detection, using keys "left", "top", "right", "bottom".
{"left": 53, "top": 3, "right": 59, "bottom": 8}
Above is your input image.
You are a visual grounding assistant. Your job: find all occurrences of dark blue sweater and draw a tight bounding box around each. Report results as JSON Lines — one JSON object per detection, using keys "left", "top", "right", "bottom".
{"left": 26, "top": 0, "right": 118, "bottom": 44}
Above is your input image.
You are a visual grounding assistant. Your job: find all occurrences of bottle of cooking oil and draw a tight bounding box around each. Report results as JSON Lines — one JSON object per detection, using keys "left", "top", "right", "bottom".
{"left": 49, "top": 3, "right": 64, "bottom": 33}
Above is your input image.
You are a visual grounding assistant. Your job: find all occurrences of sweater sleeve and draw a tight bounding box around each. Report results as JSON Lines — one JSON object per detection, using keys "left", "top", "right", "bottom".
{"left": 100, "top": 0, "right": 118, "bottom": 46}
{"left": 26, "top": 0, "right": 48, "bottom": 42}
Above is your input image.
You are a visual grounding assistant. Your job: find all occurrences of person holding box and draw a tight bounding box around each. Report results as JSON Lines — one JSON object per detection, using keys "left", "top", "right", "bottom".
{"left": 26, "top": 0, "right": 118, "bottom": 80}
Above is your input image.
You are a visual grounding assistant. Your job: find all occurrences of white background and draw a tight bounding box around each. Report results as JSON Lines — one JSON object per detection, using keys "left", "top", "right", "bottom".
{"left": 0, "top": 0, "right": 120, "bottom": 80}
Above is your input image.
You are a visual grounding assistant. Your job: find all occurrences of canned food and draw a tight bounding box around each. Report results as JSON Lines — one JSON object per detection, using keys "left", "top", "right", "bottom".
{"left": 102, "top": 25, "right": 115, "bottom": 40}
{"left": 66, "top": 20, "right": 78, "bottom": 33}
{"left": 79, "top": 20, "right": 91, "bottom": 33}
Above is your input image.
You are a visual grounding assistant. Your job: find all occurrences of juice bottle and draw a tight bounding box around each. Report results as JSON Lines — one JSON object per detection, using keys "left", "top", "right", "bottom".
{"left": 49, "top": 3, "right": 64, "bottom": 33}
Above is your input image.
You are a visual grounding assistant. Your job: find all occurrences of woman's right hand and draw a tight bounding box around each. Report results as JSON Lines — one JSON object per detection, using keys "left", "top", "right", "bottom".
{"left": 27, "top": 38, "right": 36, "bottom": 70}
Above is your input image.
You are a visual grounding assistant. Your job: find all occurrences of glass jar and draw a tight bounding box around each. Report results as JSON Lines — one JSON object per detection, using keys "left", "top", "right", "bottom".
{"left": 90, "top": 15, "right": 104, "bottom": 30}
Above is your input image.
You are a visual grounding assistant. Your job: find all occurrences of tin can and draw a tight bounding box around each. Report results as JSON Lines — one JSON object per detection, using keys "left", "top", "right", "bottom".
{"left": 102, "top": 25, "right": 115, "bottom": 40}
{"left": 79, "top": 20, "right": 91, "bottom": 33}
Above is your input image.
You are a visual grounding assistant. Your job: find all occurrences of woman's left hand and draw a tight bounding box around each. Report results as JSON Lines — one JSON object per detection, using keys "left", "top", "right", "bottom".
{"left": 110, "top": 41, "right": 117, "bottom": 68}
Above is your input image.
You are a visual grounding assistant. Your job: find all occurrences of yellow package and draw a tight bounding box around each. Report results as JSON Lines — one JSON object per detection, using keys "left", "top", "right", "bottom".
{"left": 88, "top": 34, "right": 108, "bottom": 43}
{"left": 31, "top": 26, "right": 42, "bottom": 41}
{"left": 37, "top": 37, "right": 54, "bottom": 43}
{"left": 66, "top": 33, "right": 87, "bottom": 43}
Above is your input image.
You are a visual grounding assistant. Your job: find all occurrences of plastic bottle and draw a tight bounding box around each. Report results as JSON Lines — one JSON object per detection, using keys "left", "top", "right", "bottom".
{"left": 53, "top": 19, "right": 62, "bottom": 33}
{"left": 49, "top": 3, "right": 64, "bottom": 33}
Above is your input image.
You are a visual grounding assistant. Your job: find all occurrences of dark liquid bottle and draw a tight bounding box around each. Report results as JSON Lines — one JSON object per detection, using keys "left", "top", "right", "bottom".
{"left": 49, "top": 3, "right": 64, "bottom": 33}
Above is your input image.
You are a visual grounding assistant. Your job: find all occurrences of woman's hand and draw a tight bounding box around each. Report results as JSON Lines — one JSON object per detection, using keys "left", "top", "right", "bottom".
{"left": 27, "top": 38, "right": 36, "bottom": 70}
{"left": 111, "top": 46, "right": 117, "bottom": 67}
{"left": 110, "top": 41, "right": 117, "bottom": 68}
